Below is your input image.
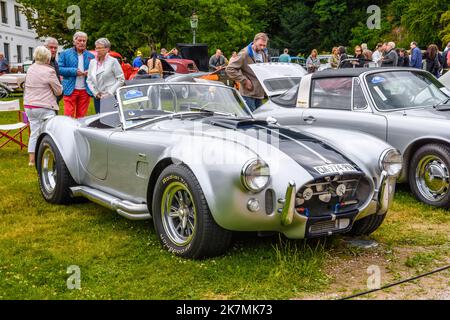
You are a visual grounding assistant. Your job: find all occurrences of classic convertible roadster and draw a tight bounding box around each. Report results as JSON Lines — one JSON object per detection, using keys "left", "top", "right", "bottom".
{"left": 35, "top": 82, "right": 401, "bottom": 258}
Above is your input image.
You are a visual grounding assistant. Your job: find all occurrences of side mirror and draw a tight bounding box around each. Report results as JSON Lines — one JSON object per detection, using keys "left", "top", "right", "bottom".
{"left": 266, "top": 116, "right": 278, "bottom": 125}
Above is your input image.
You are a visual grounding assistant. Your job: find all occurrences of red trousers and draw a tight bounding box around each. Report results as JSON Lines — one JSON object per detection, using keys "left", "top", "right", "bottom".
{"left": 63, "top": 89, "right": 91, "bottom": 118}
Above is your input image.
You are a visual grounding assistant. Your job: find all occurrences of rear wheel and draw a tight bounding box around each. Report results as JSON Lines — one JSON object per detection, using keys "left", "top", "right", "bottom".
{"left": 409, "top": 144, "right": 450, "bottom": 207}
{"left": 36, "top": 136, "right": 75, "bottom": 204}
{"left": 152, "top": 164, "right": 232, "bottom": 259}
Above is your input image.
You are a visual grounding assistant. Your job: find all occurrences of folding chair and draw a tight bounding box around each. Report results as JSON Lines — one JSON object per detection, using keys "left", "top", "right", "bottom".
{"left": 0, "top": 100, "right": 29, "bottom": 150}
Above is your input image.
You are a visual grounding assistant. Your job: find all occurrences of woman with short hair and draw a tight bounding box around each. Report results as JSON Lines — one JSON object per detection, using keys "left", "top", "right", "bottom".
{"left": 24, "top": 46, "right": 63, "bottom": 166}
{"left": 87, "top": 38, "right": 125, "bottom": 113}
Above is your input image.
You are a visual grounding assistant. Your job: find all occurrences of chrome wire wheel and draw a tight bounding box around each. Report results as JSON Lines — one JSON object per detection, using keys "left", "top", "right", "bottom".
{"left": 160, "top": 182, "right": 197, "bottom": 247}
{"left": 415, "top": 155, "right": 450, "bottom": 202}
{"left": 41, "top": 145, "right": 57, "bottom": 195}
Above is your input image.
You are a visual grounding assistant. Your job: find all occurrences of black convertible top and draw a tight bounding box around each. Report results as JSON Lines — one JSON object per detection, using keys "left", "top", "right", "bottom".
{"left": 311, "top": 67, "right": 416, "bottom": 79}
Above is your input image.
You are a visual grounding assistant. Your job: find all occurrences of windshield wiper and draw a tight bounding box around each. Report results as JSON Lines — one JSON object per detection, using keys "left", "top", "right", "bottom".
{"left": 433, "top": 97, "right": 450, "bottom": 109}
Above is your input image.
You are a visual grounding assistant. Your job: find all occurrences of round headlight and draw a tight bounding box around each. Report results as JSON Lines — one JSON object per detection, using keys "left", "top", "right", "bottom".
{"left": 241, "top": 159, "right": 270, "bottom": 193}
{"left": 380, "top": 149, "right": 403, "bottom": 176}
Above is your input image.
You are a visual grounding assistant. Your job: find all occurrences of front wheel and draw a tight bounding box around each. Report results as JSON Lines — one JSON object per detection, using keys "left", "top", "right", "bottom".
{"left": 409, "top": 144, "right": 450, "bottom": 207}
{"left": 152, "top": 164, "right": 232, "bottom": 259}
{"left": 36, "top": 135, "right": 75, "bottom": 204}
{"left": 348, "top": 213, "right": 386, "bottom": 236}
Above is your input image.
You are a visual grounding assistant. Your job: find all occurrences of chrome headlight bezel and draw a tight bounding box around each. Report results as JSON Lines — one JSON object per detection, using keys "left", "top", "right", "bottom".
{"left": 241, "top": 159, "right": 270, "bottom": 193}
{"left": 379, "top": 148, "right": 403, "bottom": 177}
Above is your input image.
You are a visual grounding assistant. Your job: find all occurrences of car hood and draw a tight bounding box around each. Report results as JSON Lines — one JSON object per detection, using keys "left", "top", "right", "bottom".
{"left": 249, "top": 63, "right": 307, "bottom": 97}
{"left": 148, "top": 117, "right": 363, "bottom": 178}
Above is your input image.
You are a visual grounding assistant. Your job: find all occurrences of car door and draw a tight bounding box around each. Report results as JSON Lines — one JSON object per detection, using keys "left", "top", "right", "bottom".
{"left": 301, "top": 77, "right": 388, "bottom": 141}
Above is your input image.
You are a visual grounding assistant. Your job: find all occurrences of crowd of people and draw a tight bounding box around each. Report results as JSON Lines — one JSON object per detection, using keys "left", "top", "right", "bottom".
{"left": 3, "top": 29, "right": 450, "bottom": 166}
{"left": 304, "top": 41, "right": 450, "bottom": 78}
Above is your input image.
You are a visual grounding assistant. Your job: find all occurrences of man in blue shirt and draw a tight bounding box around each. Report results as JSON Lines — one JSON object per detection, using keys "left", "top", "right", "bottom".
{"left": 132, "top": 51, "right": 144, "bottom": 68}
{"left": 409, "top": 42, "right": 423, "bottom": 69}
{"left": 279, "top": 48, "right": 291, "bottom": 63}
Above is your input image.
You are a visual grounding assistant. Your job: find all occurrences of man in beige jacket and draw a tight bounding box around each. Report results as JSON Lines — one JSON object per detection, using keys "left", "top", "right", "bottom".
{"left": 226, "top": 33, "right": 269, "bottom": 111}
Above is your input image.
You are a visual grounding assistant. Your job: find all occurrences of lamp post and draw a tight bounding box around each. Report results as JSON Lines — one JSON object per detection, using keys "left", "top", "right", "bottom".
{"left": 190, "top": 11, "right": 198, "bottom": 44}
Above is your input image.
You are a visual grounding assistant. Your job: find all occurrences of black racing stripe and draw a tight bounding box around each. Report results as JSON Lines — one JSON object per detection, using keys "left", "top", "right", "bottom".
{"left": 202, "top": 117, "right": 362, "bottom": 178}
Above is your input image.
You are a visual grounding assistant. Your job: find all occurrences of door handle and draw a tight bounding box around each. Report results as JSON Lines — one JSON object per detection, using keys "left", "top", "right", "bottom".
{"left": 303, "top": 116, "right": 316, "bottom": 124}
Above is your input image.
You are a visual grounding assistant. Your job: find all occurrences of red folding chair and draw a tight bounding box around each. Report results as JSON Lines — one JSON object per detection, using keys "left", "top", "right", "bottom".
{"left": 0, "top": 100, "right": 29, "bottom": 150}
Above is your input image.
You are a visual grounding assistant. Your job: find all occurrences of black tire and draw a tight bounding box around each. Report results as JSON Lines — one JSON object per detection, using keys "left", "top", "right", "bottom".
{"left": 152, "top": 164, "right": 232, "bottom": 259}
{"left": 36, "top": 135, "right": 75, "bottom": 204}
{"left": 348, "top": 213, "right": 386, "bottom": 236}
{"left": 409, "top": 143, "right": 450, "bottom": 207}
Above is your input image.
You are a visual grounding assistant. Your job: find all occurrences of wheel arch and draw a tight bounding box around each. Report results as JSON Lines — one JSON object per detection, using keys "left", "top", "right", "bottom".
{"left": 401, "top": 137, "right": 450, "bottom": 182}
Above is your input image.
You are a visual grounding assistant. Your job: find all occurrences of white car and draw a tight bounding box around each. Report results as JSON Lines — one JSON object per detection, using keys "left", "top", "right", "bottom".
{"left": 0, "top": 73, "right": 26, "bottom": 91}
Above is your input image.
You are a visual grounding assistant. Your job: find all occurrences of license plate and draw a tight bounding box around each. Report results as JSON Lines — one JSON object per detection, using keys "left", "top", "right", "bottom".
{"left": 313, "top": 163, "right": 358, "bottom": 175}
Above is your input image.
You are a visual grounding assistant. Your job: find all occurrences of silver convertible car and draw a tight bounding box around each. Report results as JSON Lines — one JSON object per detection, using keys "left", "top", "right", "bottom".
{"left": 35, "top": 82, "right": 401, "bottom": 258}
{"left": 254, "top": 67, "right": 450, "bottom": 208}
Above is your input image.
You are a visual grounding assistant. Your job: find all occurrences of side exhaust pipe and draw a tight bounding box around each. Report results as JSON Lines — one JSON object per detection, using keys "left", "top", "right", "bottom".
{"left": 70, "top": 186, "right": 151, "bottom": 220}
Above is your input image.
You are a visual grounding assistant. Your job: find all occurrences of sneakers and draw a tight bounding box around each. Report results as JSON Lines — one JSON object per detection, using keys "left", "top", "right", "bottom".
{"left": 28, "top": 162, "right": 34, "bottom": 167}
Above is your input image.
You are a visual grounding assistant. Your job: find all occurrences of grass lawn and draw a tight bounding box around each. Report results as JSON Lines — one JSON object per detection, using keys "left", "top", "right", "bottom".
{"left": 0, "top": 95, "right": 449, "bottom": 299}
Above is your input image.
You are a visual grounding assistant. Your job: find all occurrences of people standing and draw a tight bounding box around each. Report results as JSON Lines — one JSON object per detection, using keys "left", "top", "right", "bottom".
{"left": 24, "top": 46, "right": 62, "bottom": 166}
{"left": 58, "top": 31, "right": 94, "bottom": 118}
{"left": 306, "top": 49, "right": 320, "bottom": 73}
{"left": 132, "top": 51, "right": 144, "bottom": 68}
{"left": 0, "top": 52, "right": 9, "bottom": 75}
{"left": 399, "top": 49, "right": 410, "bottom": 67}
{"left": 158, "top": 48, "right": 168, "bottom": 59}
{"left": 44, "top": 37, "right": 62, "bottom": 104}
{"left": 354, "top": 45, "right": 366, "bottom": 67}
{"left": 209, "top": 49, "right": 227, "bottom": 72}
{"left": 279, "top": 48, "right": 291, "bottom": 63}
{"left": 361, "top": 43, "right": 373, "bottom": 61}
{"left": 381, "top": 42, "right": 398, "bottom": 67}
{"left": 372, "top": 43, "right": 383, "bottom": 67}
{"left": 409, "top": 42, "right": 423, "bottom": 69}
{"left": 425, "top": 44, "right": 441, "bottom": 78}
{"left": 168, "top": 48, "right": 182, "bottom": 59}
{"left": 226, "top": 32, "right": 269, "bottom": 112}
{"left": 329, "top": 47, "right": 339, "bottom": 69}
{"left": 146, "top": 52, "right": 164, "bottom": 78}
{"left": 337, "top": 46, "right": 352, "bottom": 68}
{"left": 87, "top": 38, "right": 125, "bottom": 114}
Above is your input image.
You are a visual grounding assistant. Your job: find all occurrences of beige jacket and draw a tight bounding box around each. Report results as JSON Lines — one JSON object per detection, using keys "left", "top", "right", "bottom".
{"left": 87, "top": 54, "right": 125, "bottom": 97}
{"left": 24, "top": 63, "right": 62, "bottom": 110}
{"left": 225, "top": 45, "right": 268, "bottom": 99}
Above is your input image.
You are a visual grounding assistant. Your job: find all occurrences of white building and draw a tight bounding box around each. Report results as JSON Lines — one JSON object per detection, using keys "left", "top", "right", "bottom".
{"left": 0, "top": 0, "right": 43, "bottom": 67}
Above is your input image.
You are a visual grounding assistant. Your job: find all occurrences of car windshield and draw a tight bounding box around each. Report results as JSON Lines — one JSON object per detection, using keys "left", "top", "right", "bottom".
{"left": 117, "top": 83, "right": 251, "bottom": 128}
{"left": 366, "top": 71, "right": 448, "bottom": 110}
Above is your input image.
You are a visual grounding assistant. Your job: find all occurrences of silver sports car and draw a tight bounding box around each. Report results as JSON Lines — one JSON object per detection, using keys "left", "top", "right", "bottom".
{"left": 35, "top": 82, "right": 401, "bottom": 258}
{"left": 254, "top": 66, "right": 450, "bottom": 208}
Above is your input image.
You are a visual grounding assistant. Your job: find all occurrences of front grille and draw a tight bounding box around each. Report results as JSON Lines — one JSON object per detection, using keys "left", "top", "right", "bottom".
{"left": 309, "top": 218, "right": 351, "bottom": 235}
{"left": 295, "top": 174, "right": 371, "bottom": 217}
